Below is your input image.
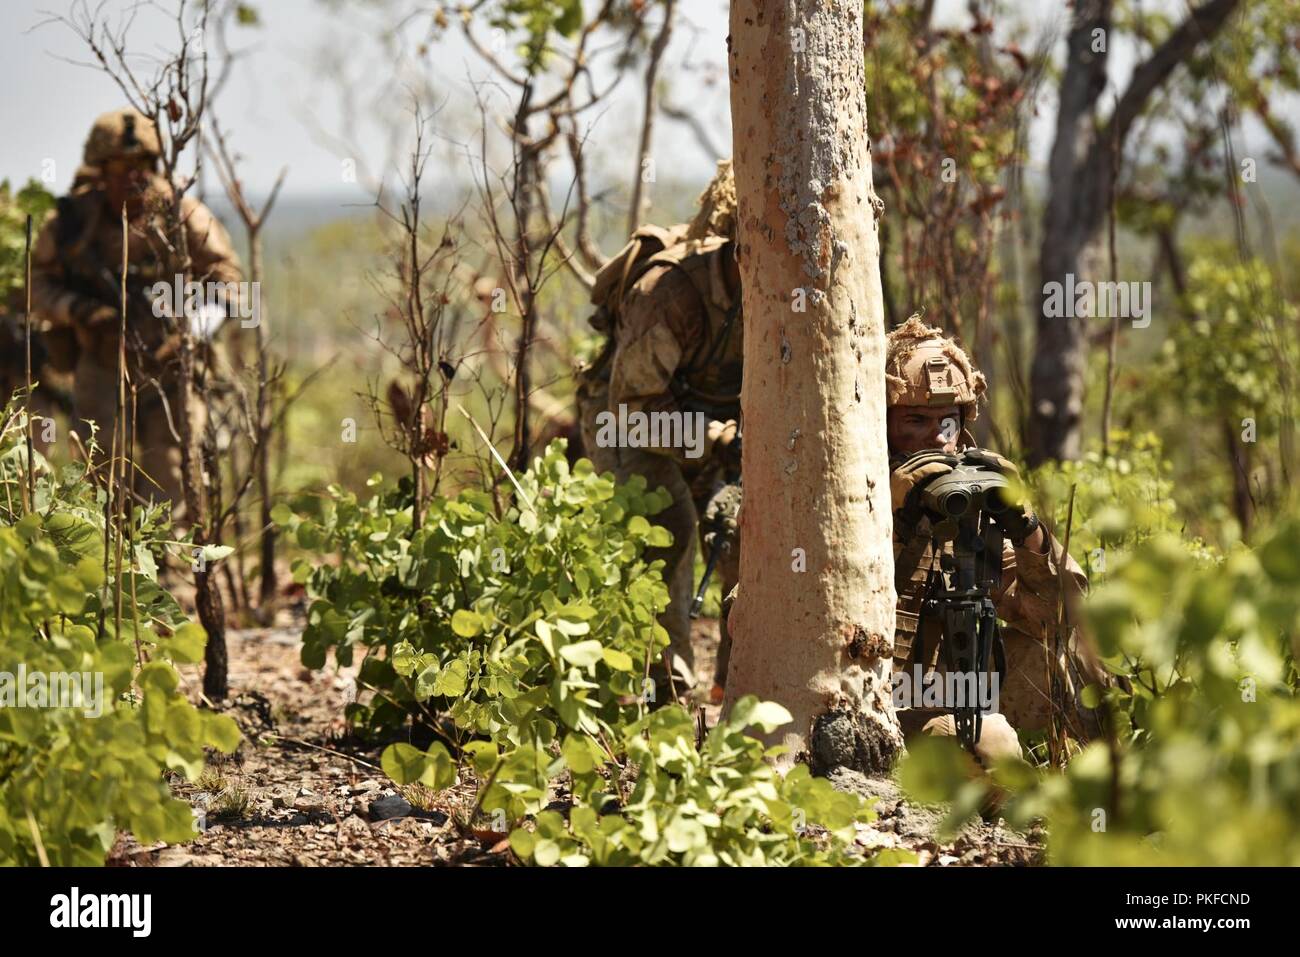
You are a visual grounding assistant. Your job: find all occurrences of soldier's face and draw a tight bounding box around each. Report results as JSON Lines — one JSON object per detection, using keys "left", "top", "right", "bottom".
{"left": 103, "top": 156, "right": 155, "bottom": 213}
{"left": 887, "top": 405, "right": 962, "bottom": 456}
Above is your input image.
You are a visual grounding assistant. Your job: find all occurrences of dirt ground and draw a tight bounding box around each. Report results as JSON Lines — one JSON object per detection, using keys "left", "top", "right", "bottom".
{"left": 108, "top": 614, "right": 1043, "bottom": 867}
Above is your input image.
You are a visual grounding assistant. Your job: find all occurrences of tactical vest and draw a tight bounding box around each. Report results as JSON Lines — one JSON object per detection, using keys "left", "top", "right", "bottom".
{"left": 54, "top": 186, "right": 174, "bottom": 359}
{"left": 892, "top": 522, "right": 944, "bottom": 672}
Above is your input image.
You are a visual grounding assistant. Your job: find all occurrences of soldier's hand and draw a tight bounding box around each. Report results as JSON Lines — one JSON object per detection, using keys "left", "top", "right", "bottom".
{"left": 891, "top": 450, "right": 959, "bottom": 512}
{"left": 974, "top": 449, "right": 1021, "bottom": 482}
{"left": 74, "top": 304, "right": 120, "bottom": 351}
{"left": 967, "top": 449, "right": 1043, "bottom": 546}
{"left": 969, "top": 448, "right": 1031, "bottom": 511}
{"left": 708, "top": 419, "right": 741, "bottom": 468}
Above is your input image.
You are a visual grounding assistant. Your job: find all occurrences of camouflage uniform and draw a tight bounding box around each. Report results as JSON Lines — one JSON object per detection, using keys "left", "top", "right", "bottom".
{"left": 576, "top": 163, "right": 743, "bottom": 696}
{"left": 886, "top": 316, "right": 1108, "bottom": 762}
{"left": 30, "top": 109, "right": 241, "bottom": 517}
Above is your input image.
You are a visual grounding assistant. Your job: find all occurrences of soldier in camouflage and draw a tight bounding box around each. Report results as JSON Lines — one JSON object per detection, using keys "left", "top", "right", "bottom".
{"left": 30, "top": 108, "right": 241, "bottom": 518}
{"left": 577, "top": 160, "right": 743, "bottom": 700}
{"left": 885, "top": 314, "right": 1109, "bottom": 764}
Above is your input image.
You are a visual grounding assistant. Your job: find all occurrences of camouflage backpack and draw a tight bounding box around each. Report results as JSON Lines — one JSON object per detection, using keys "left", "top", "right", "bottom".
{"left": 584, "top": 223, "right": 740, "bottom": 406}
{"left": 587, "top": 222, "right": 690, "bottom": 336}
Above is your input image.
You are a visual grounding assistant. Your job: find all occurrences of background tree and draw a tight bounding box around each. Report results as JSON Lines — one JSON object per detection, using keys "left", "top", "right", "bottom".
{"left": 1028, "top": 0, "right": 1241, "bottom": 466}
{"left": 865, "top": 0, "right": 1047, "bottom": 451}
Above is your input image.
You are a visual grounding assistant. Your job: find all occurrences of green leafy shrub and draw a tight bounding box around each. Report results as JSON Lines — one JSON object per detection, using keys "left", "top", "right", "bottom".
{"left": 385, "top": 696, "right": 897, "bottom": 867}
{"left": 514, "top": 699, "right": 894, "bottom": 866}
{"left": 0, "top": 180, "right": 55, "bottom": 303}
{"left": 1162, "top": 255, "right": 1299, "bottom": 447}
{"left": 280, "top": 440, "right": 674, "bottom": 745}
{"left": 1013, "top": 514, "right": 1300, "bottom": 864}
{"left": 1028, "top": 429, "right": 1219, "bottom": 580}
{"left": 0, "top": 404, "right": 239, "bottom": 865}
{"left": 302, "top": 442, "right": 898, "bottom": 866}
{"left": 909, "top": 514, "right": 1300, "bottom": 865}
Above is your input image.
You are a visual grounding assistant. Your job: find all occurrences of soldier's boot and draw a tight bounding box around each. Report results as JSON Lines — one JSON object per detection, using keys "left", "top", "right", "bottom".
{"left": 911, "top": 711, "right": 1023, "bottom": 818}
{"left": 911, "top": 711, "right": 1024, "bottom": 766}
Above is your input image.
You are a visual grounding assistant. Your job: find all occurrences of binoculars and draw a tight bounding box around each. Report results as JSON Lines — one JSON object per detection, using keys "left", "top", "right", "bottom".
{"left": 917, "top": 449, "right": 1017, "bottom": 520}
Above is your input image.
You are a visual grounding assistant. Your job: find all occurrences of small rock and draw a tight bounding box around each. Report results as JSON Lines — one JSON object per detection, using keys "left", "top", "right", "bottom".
{"left": 293, "top": 795, "right": 325, "bottom": 814}
{"left": 368, "top": 794, "right": 414, "bottom": 821}
{"left": 157, "top": 847, "right": 204, "bottom": 867}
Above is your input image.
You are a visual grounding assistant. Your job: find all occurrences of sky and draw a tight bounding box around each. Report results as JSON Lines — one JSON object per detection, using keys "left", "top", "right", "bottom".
{"left": 0, "top": 0, "right": 737, "bottom": 207}
{"left": 0, "top": 0, "right": 1293, "bottom": 212}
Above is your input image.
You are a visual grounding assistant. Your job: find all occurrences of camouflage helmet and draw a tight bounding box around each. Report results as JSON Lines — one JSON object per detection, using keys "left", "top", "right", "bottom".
{"left": 685, "top": 158, "right": 737, "bottom": 242}
{"left": 71, "top": 164, "right": 102, "bottom": 189}
{"left": 83, "top": 108, "right": 161, "bottom": 167}
{"left": 885, "top": 314, "right": 987, "bottom": 421}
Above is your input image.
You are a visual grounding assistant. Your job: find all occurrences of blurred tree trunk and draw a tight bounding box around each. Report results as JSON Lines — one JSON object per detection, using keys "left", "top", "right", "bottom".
{"left": 1028, "top": 0, "right": 1240, "bottom": 466}
{"left": 251, "top": 229, "right": 277, "bottom": 608}
{"left": 725, "top": 0, "right": 901, "bottom": 776}
{"left": 1223, "top": 419, "right": 1255, "bottom": 538}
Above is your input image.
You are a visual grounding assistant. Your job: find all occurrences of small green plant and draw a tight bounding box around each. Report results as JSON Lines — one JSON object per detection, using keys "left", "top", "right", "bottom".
{"left": 384, "top": 696, "right": 902, "bottom": 867}
{"left": 0, "top": 179, "right": 55, "bottom": 301}
{"left": 516, "top": 699, "right": 899, "bottom": 866}
{"left": 0, "top": 401, "right": 240, "bottom": 865}
{"left": 1028, "top": 430, "right": 1219, "bottom": 580}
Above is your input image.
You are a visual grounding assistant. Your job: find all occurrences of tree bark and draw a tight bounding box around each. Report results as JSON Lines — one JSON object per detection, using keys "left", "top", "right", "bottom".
{"left": 1223, "top": 418, "right": 1254, "bottom": 539}
{"left": 725, "top": 0, "right": 901, "bottom": 776}
{"left": 1027, "top": 0, "right": 1111, "bottom": 466}
{"left": 1028, "top": 0, "right": 1240, "bottom": 466}
{"left": 251, "top": 229, "right": 277, "bottom": 608}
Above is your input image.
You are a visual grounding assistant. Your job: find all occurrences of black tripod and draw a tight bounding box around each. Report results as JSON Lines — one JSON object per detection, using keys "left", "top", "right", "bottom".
{"left": 914, "top": 511, "right": 1009, "bottom": 753}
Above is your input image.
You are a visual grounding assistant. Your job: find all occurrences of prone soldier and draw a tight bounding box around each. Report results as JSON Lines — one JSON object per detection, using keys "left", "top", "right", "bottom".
{"left": 885, "top": 315, "right": 1110, "bottom": 763}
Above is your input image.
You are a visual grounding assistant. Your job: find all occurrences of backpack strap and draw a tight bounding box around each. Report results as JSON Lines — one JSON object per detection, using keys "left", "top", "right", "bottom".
{"left": 651, "top": 238, "right": 741, "bottom": 396}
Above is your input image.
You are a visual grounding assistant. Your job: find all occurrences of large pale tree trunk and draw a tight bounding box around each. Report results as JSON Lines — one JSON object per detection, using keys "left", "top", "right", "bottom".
{"left": 725, "top": 0, "right": 901, "bottom": 776}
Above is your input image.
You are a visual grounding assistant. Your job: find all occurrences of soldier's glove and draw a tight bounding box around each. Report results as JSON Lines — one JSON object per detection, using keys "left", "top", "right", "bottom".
{"left": 74, "top": 303, "right": 118, "bottom": 335}
{"left": 890, "top": 450, "right": 959, "bottom": 512}
{"left": 73, "top": 304, "right": 122, "bottom": 364}
{"left": 708, "top": 419, "right": 741, "bottom": 470}
{"left": 969, "top": 448, "right": 1039, "bottom": 547}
